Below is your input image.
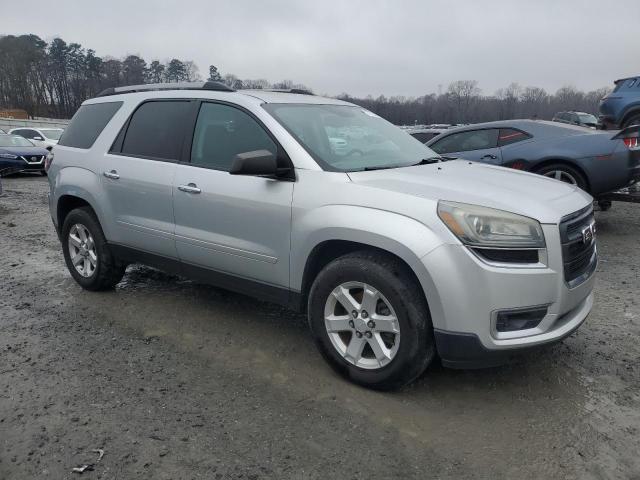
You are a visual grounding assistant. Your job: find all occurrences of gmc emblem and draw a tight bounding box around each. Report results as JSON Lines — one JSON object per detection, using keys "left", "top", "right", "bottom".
{"left": 581, "top": 223, "right": 596, "bottom": 245}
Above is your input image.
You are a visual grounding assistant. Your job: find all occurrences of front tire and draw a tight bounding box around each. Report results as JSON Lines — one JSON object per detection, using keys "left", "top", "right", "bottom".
{"left": 308, "top": 251, "right": 435, "bottom": 390}
{"left": 61, "top": 207, "right": 126, "bottom": 290}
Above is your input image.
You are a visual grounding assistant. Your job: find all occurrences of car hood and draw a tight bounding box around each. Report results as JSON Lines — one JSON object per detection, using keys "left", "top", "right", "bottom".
{"left": 347, "top": 160, "right": 592, "bottom": 224}
{"left": 0, "top": 146, "right": 49, "bottom": 157}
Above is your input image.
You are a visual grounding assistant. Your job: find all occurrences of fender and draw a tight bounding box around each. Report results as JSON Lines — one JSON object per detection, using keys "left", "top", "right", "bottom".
{"left": 290, "top": 204, "right": 447, "bottom": 321}
{"left": 53, "top": 166, "right": 111, "bottom": 237}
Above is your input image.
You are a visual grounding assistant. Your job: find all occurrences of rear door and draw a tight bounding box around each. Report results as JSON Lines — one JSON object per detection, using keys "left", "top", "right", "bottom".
{"left": 101, "top": 99, "right": 192, "bottom": 258}
{"left": 430, "top": 128, "right": 502, "bottom": 164}
{"left": 172, "top": 100, "right": 294, "bottom": 290}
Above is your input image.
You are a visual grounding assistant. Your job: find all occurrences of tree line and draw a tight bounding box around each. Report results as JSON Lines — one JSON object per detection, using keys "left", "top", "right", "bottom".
{"left": 339, "top": 80, "right": 610, "bottom": 126}
{"left": 0, "top": 34, "right": 308, "bottom": 119}
{"left": 1, "top": 34, "right": 609, "bottom": 124}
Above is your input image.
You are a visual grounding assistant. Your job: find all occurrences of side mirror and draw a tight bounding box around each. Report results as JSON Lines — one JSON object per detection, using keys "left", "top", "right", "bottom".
{"left": 229, "top": 150, "right": 293, "bottom": 180}
{"left": 33, "top": 136, "right": 43, "bottom": 140}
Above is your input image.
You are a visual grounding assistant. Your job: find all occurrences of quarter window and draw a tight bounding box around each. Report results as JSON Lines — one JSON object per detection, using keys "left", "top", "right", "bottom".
{"left": 121, "top": 101, "right": 191, "bottom": 161}
{"left": 58, "top": 102, "right": 122, "bottom": 149}
{"left": 431, "top": 129, "right": 498, "bottom": 154}
{"left": 498, "top": 128, "right": 531, "bottom": 147}
{"left": 190, "top": 102, "right": 276, "bottom": 171}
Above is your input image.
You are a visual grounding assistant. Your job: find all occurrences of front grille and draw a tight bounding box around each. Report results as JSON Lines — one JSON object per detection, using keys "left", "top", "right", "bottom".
{"left": 20, "top": 155, "right": 44, "bottom": 164}
{"left": 559, "top": 206, "right": 597, "bottom": 287}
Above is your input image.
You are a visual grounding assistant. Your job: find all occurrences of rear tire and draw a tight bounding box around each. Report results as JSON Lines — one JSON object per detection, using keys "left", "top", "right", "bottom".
{"left": 61, "top": 207, "right": 126, "bottom": 291}
{"left": 307, "top": 251, "right": 435, "bottom": 390}
{"left": 536, "top": 163, "right": 588, "bottom": 192}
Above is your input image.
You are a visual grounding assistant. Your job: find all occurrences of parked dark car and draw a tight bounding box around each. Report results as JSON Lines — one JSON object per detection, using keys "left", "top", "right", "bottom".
{"left": 0, "top": 134, "right": 50, "bottom": 175}
{"left": 425, "top": 120, "right": 640, "bottom": 197}
{"left": 552, "top": 111, "right": 598, "bottom": 128}
{"left": 599, "top": 76, "right": 640, "bottom": 129}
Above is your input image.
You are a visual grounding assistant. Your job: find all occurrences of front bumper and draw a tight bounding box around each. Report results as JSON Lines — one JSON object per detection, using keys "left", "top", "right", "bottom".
{"left": 19, "top": 157, "right": 45, "bottom": 172}
{"left": 420, "top": 222, "right": 595, "bottom": 367}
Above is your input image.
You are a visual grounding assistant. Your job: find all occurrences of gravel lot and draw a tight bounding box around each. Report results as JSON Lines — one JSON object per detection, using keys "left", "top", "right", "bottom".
{"left": 1, "top": 175, "right": 639, "bottom": 479}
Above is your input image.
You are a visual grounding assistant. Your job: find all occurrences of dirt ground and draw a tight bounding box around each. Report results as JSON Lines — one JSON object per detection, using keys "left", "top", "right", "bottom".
{"left": 0, "top": 175, "right": 638, "bottom": 480}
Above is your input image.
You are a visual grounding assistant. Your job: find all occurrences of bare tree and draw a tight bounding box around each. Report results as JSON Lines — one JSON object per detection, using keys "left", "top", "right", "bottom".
{"left": 447, "top": 80, "right": 480, "bottom": 123}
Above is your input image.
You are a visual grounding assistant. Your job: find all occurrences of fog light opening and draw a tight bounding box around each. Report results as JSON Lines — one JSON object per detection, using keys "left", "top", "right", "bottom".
{"left": 495, "top": 306, "right": 548, "bottom": 332}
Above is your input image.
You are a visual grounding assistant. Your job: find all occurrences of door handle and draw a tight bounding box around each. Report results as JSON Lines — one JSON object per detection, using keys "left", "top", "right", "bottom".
{"left": 178, "top": 183, "right": 201, "bottom": 194}
{"left": 103, "top": 170, "right": 120, "bottom": 179}
{"left": 481, "top": 154, "right": 497, "bottom": 160}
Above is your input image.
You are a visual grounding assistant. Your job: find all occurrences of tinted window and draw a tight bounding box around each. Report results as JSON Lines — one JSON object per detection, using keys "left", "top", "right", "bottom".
{"left": 59, "top": 102, "right": 122, "bottom": 149}
{"left": 190, "top": 102, "right": 276, "bottom": 171}
{"left": 498, "top": 128, "right": 531, "bottom": 147}
{"left": 431, "top": 129, "right": 498, "bottom": 154}
{"left": 121, "top": 101, "right": 190, "bottom": 160}
{"left": 14, "top": 129, "right": 38, "bottom": 139}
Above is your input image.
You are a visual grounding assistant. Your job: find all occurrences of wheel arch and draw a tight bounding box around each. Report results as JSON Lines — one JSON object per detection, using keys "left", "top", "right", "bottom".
{"left": 531, "top": 158, "right": 591, "bottom": 192}
{"left": 53, "top": 167, "right": 106, "bottom": 235}
{"left": 292, "top": 207, "right": 446, "bottom": 321}
{"left": 620, "top": 106, "right": 640, "bottom": 128}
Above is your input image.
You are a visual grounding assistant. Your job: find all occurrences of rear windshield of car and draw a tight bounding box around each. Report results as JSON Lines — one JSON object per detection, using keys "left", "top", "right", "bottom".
{"left": 578, "top": 114, "right": 597, "bottom": 124}
{"left": 58, "top": 102, "right": 123, "bottom": 149}
{"left": 40, "top": 129, "right": 64, "bottom": 141}
{"left": 0, "top": 135, "right": 34, "bottom": 147}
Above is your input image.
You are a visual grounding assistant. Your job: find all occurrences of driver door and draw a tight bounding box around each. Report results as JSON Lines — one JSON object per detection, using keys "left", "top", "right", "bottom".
{"left": 172, "top": 101, "right": 294, "bottom": 291}
{"left": 431, "top": 129, "right": 502, "bottom": 164}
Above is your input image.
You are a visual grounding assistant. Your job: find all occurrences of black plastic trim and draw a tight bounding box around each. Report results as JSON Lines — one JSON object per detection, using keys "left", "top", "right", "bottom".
{"left": 434, "top": 311, "right": 588, "bottom": 369}
{"left": 109, "top": 243, "right": 301, "bottom": 310}
{"left": 97, "top": 81, "right": 234, "bottom": 97}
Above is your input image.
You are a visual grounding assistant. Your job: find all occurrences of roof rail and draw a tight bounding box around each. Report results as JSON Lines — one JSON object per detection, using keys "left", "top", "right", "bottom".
{"left": 254, "top": 88, "right": 314, "bottom": 95}
{"left": 96, "top": 81, "right": 234, "bottom": 97}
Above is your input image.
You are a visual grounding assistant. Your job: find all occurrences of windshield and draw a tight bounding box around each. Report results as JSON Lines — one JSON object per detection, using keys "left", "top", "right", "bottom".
{"left": 578, "top": 114, "right": 597, "bottom": 125}
{"left": 40, "top": 129, "right": 64, "bottom": 140}
{"left": 0, "top": 135, "right": 34, "bottom": 147}
{"left": 263, "top": 104, "right": 439, "bottom": 171}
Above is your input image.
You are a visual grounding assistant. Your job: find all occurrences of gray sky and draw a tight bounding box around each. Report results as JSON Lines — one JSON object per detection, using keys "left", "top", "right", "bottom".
{"left": 2, "top": 0, "right": 638, "bottom": 97}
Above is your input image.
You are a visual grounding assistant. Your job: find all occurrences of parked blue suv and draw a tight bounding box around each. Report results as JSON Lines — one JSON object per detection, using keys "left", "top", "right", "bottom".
{"left": 599, "top": 76, "right": 640, "bottom": 129}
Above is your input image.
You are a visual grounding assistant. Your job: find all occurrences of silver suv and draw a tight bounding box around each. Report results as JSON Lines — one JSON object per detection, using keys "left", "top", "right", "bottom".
{"left": 48, "top": 82, "right": 597, "bottom": 389}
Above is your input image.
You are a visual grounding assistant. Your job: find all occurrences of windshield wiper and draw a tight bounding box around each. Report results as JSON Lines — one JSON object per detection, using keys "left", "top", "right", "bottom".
{"left": 363, "top": 164, "right": 404, "bottom": 171}
{"left": 411, "top": 156, "right": 444, "bottom": 166}
{"left": 362, "top": 157, "right": 447, "bottom": 171}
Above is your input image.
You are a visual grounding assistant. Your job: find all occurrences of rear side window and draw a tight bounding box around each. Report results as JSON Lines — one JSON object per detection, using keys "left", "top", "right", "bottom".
{"left": 59, "top": 102, "right": 122, "bottom": 149}
{"left": 120, "top": 101, "right": 191, "bottom": 161}
{"left": 498, "top": 128, "right": 531, "bottom": 147}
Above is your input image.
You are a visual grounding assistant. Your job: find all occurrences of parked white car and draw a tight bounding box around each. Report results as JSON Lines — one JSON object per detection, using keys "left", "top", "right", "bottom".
{"left": 9, "top": 127, "right": 64, "bottom": 150}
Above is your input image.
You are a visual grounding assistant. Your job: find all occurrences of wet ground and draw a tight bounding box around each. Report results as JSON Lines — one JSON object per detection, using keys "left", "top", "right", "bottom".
{"left": 0, "top": 175, "right": 638, "bottom": 479}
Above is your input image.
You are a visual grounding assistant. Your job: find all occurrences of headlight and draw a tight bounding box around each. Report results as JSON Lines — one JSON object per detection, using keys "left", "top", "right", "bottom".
{"left": 438, "top": 201, "right": 545, "bottom": 248}
{"left": 0, "top": 153, "right": 18, "bottom": 159}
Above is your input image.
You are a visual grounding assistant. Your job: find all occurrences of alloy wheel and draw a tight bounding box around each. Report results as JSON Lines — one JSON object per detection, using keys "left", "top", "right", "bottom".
{"left": 68, "top": 223, "right": 97, "bottom": 278}
{"left": 543, "top": 169, "right": 578, "bottom": 185}
{"left": 324, "top": 281, "right": 400, "bottom": 369}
